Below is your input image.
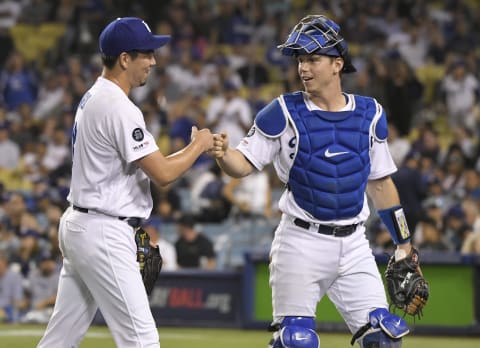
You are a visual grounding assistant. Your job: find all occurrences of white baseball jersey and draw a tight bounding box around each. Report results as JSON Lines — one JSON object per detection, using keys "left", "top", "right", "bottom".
{"left": 38, "top": 77, "right": 161, "bottom": 348}
{"left": 237, "top": 92, "right": 397, "bottom": 225}
{"left": 68, "top": 77, "right": 159, "bottom": 218}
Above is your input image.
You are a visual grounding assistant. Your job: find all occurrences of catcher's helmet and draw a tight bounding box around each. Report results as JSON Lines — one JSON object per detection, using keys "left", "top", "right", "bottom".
{"left": 278, "top": 15, "right": 356, "bottom": 73}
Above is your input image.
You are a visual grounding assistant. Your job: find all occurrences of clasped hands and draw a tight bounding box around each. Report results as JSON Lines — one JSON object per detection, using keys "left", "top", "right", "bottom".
{"left": 191, "top": 126, "right": 229, "bottom": 159}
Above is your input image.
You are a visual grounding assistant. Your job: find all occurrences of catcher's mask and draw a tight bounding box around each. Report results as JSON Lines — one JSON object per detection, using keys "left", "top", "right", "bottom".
{"left": 278, "top": 15, "right": 356, "bottom": 73}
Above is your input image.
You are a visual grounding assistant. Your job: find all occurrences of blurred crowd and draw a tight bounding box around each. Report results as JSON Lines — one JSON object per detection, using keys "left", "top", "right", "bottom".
{"left": 0, "top": 0, "right": 480, "bottom": 323}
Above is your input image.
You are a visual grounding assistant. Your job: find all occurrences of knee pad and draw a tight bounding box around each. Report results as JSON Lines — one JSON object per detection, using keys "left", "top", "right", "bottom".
{"left": 268, "top": 317, "right": 320, "bottom": 348}
{"left": 351, "top": 308, "right": 409, "bottom": 347}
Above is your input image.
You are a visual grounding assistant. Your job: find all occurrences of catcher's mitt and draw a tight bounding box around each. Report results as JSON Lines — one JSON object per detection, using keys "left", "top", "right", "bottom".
{"left": 385, "top": 247, "right": 429, "bottom": 318}
{"left": 135, "top": 228, "right": 163, "bottom": 295}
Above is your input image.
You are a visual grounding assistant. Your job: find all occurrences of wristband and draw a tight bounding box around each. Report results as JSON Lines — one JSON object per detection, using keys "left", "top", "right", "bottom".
{"left": 378, "top": 205, "right": 411, "bottom": 245}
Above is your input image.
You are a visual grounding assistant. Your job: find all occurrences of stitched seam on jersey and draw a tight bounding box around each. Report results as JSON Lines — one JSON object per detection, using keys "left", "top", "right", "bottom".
{"left": 370, "top": 99, "right": 384, "bottom": 144}
{"left": 102, "top": 222, "right": 144, "bottom": 347}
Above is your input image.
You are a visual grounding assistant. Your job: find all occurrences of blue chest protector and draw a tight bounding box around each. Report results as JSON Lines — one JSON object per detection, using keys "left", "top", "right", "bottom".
{"left": 284, "top": 92, "right": 377, "bottom": 221}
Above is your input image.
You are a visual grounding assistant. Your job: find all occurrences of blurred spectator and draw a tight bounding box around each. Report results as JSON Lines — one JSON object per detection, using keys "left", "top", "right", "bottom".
{"left": 10, "top": 234, "right": 41, "bottom": 278}
{"left": 462, "top": 198, "right": 480, "bottom": 235}
{"left": 0, "top": 251, "right": 25, "bottom": 323}
{"left": 461, "top": 232, "right": 480, "bottom": 255}
{"left": 2, "top": 192, "right": 27, "bottom": 235}
{"left": 0, "top": 222, "right": 19, "bottom": 259}
{"left": 18, "top": 140, "right": 48, "bottom": 182}
{"left": 190, "top": 162, "right": 232, "bottom": 223}
{"left": 41, "top": 126, "right": 70, "bottom": 172}
{"left": 237, "top": 45, "right": 270, "bottom": 87}
{"left": 443, "top": 205, "right": 471, "bottom": 251}
{"left": 32, "top": 71, "right": 65, "bottom": 120}
{"left": 452, "top": 126, "right": 477, "bottom": 162}
{"left": 206, "top": 81, "right": 252, "bottom": 148}
{"left": 387, "top": 124, "right": 411, "bottom": 167}
{"left": 426, "top": 21, "right": 446, "bottom": 64}
{"left": 166, "top": 50, "right": 213, "bottom": 96}
{"left": 395, "top": 23, "right": 429, "bottom": 70}
{"left": 416, "top": 216, "right": 449, "bottom": 251}
{"left": 441, "top": 144, "right": 467, "bottom": 197}
{"left": 392, "top": 151, "right": 425, "bottom": 231}
{"left": 151, "top": 183, "right": 182, "bottom": 223}
{"left": 0, "top": 121, "right": 20, "bottom": 170}
{"left": 463, "top": 168, "right": 480, "bottom": 200}
{"left": 412, "top": 122, "right": 441, "bottom": 163}
{"left": 175, "top": 214, "right": 216, "bottom": 270}
{"left": 20, "top": 251, "right": 59, "bottom": 324}
{"left": 0, "top": 0, "right": 22, "bottom": 31}
{"left": 17, "top": 0, "right": 52, "bottom": 25}
{"left": 439, "top": 58, "right": 479, "bottom": 130}
{"left": 0, "top": 51, "right": 37, "bottom": 111}
{"left": 143, "top": 218, "right": 178, "bottom": 271}
{"left": 383, "top": 57, "right": 423, "bottom": 136}
{"left": 222, "top": 171, "right": 272, "bottom": 219}
{"left": 9, "top": 103, "right": 39, "bottom": 150}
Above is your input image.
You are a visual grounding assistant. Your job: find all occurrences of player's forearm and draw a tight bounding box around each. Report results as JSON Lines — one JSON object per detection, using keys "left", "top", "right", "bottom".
{"left": 216, "top": 148, "right": 253, "bottom": 178}
{"left": 138, "top": 142, "right": 204, "bottom": 186}
{"left": 162, "top": 141, "right": 205, "bottom": 182}
{"left": 366, "top": 176, "right": 400, "bottom": 210}
{"left": 368, "top": 176, "right": 412, "bottom": 250}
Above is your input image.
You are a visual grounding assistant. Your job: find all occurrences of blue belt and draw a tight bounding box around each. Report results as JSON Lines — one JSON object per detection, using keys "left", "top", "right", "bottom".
{"left": 293, "top": 218, "right": 357, "bottom": 237}
{"left": 72, "top": 205, "right": 143, "bottom": 228}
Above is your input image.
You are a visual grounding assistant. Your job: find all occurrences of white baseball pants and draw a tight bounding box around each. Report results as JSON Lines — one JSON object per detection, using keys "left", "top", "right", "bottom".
{"left": 269, "top": 215, "right": 388, "bottom": 334}
{"left": 37, "top": 207, "right": 159, "bottom": 348}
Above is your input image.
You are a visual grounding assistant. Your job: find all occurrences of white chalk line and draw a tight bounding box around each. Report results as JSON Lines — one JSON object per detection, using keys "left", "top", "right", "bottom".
{"left": 0, "top": 329, "right": 205, "bottom": 339}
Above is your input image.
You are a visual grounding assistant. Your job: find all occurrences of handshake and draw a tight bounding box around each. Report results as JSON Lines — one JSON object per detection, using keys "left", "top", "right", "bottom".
{"left": 191, "top": 126, "right": 229, "bottom": 159}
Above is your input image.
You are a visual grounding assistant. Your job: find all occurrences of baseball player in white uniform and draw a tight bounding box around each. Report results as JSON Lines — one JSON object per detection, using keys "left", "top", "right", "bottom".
{"left": 211, "top": 15, "right": 417, "bottom": 347}
{"left": 37, "top": 17, "right": 213, "bottom": 348}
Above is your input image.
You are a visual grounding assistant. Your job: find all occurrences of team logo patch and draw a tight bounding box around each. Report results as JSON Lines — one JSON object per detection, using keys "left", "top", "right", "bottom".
{"left": 394, "top": 208, "right": 410, "bottom": 239}
{"left": 247, "top": 126, "right": 255, "bottom": 137}
{"left": 132, "top": 128, "right": 144, "bottom": 142}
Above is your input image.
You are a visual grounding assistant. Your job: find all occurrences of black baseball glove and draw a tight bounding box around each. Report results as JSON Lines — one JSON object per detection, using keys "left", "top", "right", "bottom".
{"left": 385, "top": 247, "right": 429, "bottom": 317}
{"left": 135, "top": 228, "right": 163, "bottom": 295}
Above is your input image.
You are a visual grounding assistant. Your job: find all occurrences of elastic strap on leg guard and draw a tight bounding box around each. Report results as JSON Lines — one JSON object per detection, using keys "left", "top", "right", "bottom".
{"left": 268, "top": 317, "right": 320, "bottom": 348}
{"left": 351, "top": 308, "right": 409, "bottom": 347}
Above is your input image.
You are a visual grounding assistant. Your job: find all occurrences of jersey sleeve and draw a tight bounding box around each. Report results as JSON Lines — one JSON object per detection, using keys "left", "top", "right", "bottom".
{"left": 369, "top": 139, "right": 397, "bottom": 180}
{"left": 108, "top": 103, "right": 159, "bottom": 163}
{"left": 236, "top": 125, "right": 280, "bottom": 171}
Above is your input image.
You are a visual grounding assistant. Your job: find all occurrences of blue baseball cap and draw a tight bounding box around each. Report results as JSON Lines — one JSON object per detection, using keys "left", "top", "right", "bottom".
{"left": 99, "top": 17, "right": 171, "bottom": 56}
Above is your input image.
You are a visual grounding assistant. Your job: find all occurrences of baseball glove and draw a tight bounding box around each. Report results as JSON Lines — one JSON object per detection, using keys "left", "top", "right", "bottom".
{"left": 135, "top": 228, "right": 163, "bottom": 295}
{"left": 385, "top": 247, "right": 429, "bottom": 318}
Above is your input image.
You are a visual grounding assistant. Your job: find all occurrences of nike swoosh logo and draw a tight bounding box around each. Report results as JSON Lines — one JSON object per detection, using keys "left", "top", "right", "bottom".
{"left": 325, "top": 148, "right": 349, "bottom": 158}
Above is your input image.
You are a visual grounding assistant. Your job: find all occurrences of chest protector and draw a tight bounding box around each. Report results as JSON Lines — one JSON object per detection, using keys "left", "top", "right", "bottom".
{"left": 284, "top": 92, "right": 376, "bottom": 221}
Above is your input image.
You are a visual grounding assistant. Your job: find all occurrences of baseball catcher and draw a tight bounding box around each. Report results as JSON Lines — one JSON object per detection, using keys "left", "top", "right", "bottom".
{"left": 135, "top": 228, "right": 163, "bottom": 295}
{"left": 385, "top": 247, "right": 429, "bottom": 318}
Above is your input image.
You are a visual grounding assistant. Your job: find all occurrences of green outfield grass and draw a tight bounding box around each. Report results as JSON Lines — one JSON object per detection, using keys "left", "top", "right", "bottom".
{"left": 0, "top": 325, "right": 479, "bottom": 347}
